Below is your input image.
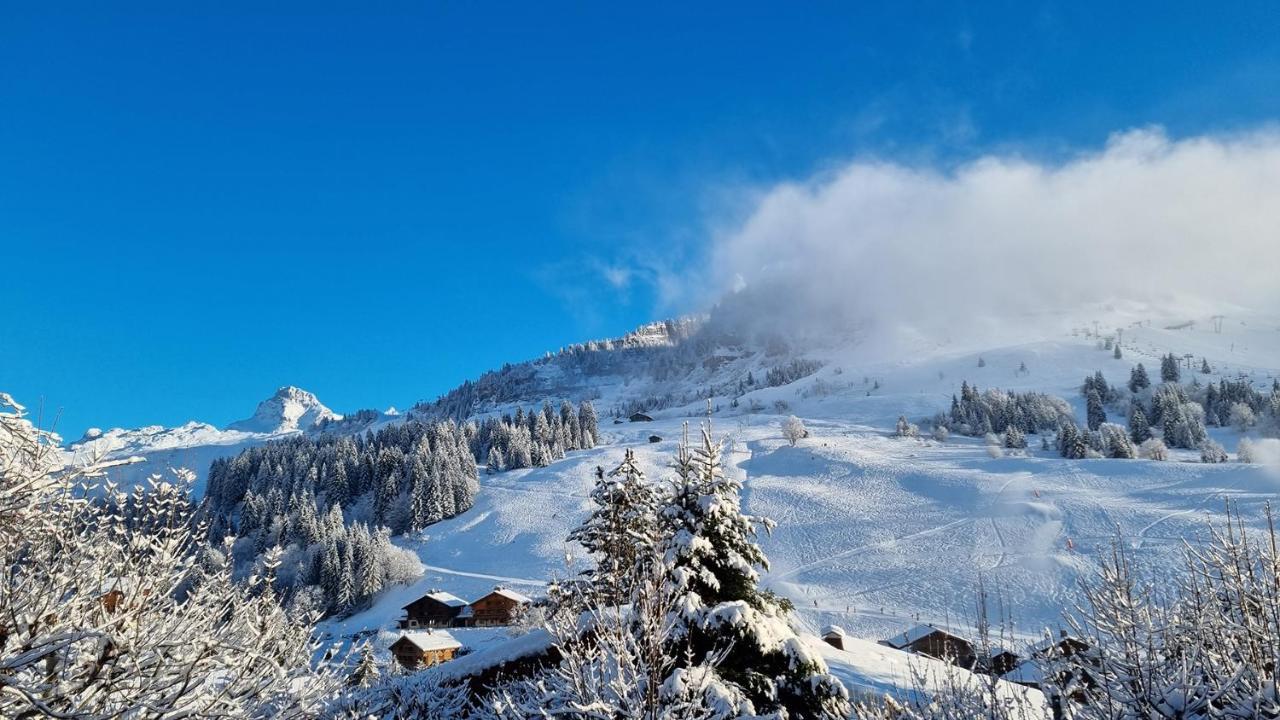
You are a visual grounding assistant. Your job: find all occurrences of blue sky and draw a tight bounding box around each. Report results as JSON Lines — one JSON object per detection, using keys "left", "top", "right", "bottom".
{"left": 3, "top": 2, "right": 1279, "bottom": 437}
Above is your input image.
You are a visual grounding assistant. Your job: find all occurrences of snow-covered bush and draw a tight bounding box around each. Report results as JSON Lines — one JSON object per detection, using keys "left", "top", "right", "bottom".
{"left": 896, "top": 416, "right": 920, "bottom": 439}
{"left": 1139, "top": 438, "right": 1169, "bottom": 461}
{"left": 1238, "top": 437, "right": 1257, "bottom": 463}
{"left": 931, "top": 425, "right": 950, "bottom": 442}
{"left": 986, "top": 444, "right": 1005, "bottom": 459}
{"left": 1044, "top": 508, "right": 1280, "bottom": 719}
{"left": 0, "top": 393, "right": 342, "bottom": 717}
{"left": 782, "top": 415, "right": 807, "bottom": 446}
{"left": 1230, "top": 402, "right": 1257, "bottom": 431}
{"left": 1200, "top": 439, "right": 1229, "bottom": 463}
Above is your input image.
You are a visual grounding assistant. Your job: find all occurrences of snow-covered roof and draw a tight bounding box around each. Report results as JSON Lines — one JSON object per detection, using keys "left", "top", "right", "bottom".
{"left": 822, "top": 625, "right": 846, "bottom": 638}
{"left": 394, "top": 630, "right": 462, "bottom": 653}
{"left": 1026, "top": 633, "right": 1088, "bottom": 657}
{"left": 884, "top": 623, "right": 968, "bottom": 649}
{"left": 1002, "top": 661, "right": 1044, "bottom": 685}
{"left": 487, "top": 586, "right": 532, "bottom": 604}
{"left": 416, "top": 590, "right": 468, "bottom": 608}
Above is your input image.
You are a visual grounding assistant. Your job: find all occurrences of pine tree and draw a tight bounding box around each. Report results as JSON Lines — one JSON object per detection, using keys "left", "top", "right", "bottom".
{"left": 659, "top": 424, "right": 848, "bottom": 718}
{"left": 1129, "top": 405, "right": 1152, "bottom": 444}
{"left": 1114, "top": 344, "right": 1122, "bottom": 359}
{"left": 568, "top": 449, "right": 660, "bottom": 603}
{"left": 1129, "top": 363, "right": 1150, "bottom": 393}
{"left": 1086, "top": 389, "right": 1106, "bottom": 431}
{"left": 1162, "top": 353, "right": 1181, "bottom": 383}
{"left": 1201, "top": 358, "right": 1212, "bottom": 374}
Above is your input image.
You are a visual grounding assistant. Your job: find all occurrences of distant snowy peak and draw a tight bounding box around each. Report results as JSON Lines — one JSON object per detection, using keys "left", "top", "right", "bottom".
{"left": 225, "top": 386, "right": 340, "bottom": 434}
{"left": 72, "top": 421, "right": 247, "bottom": 455}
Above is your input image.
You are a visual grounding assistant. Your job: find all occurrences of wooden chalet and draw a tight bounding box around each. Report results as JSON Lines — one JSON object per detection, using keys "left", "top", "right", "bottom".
{"left": 821, "top": 625, "right": 846, "bottom": 651}
{"left": 883, "top": 624, "right": 977, "bottom": 669}
{"left": 629, "top": 412, "right": 653, "bottom": 422}
{"left": 468, "top": 586, "right": 533, "bottom": 626}
{"left": 389, "top": 630, "right": 463, "bottom": 670}
{"left": 401, "top": 589, "right": 469, "bottom": 628}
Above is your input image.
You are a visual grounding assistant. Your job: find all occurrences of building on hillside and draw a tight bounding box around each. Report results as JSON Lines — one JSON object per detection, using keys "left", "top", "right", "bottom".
{"left": 468, "top": 586, "right": 533, "bottom": 626}
{"left": 389, "top": 630, "right": 462, "bottom": 670}
{"left": 1002, "top": 631, "right": 1095, "bottom": 693}
{"left": 400, "top": 589, "right": 469, "bottom": 628}
{"left": 821, "top": 625, "right": 847, "bottom": 651}
{"left": 883, "top": 624, "right": 977, "bottom": 669}
{"left": 629, "top": 412, "right": 653, "bottom": 422}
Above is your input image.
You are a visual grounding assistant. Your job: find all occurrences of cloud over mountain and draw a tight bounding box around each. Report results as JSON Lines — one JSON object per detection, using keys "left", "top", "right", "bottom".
{"left": 709, "top": 127, "right": 1280, "bottom": 341}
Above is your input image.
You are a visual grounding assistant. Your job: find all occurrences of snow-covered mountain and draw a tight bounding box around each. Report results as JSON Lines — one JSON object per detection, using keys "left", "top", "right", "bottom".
{"left": 71, "top": 386, "right": 346, "bottom": 495}
{"left": 225, "top": 385, "right": 340, "bottom": 433}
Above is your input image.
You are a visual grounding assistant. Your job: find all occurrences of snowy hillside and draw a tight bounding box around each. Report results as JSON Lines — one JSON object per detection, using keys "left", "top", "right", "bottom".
{"left": 323, "top": 308, "right": 1280, "bottom": 659}
{"left": 80, "top": 305, "right": 1280, "bottom": 698}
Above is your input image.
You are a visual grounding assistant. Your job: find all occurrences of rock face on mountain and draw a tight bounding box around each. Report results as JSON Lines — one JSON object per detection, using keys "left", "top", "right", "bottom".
{"left": 225, "top": 386, "right": 339, "bottom": 434}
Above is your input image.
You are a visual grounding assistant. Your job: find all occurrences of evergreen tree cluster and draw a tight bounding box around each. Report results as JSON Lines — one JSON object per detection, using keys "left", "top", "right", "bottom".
{"left": 763, "top": 358, "right": 824, "bottom": 388}
{"left": 1203, "top": 378, "right": 1273, "bottom": 428}
{"left": 204, "top": 421, "right": 484, "bottom": 616}
{"left": 471, "top": 400, "right": 598, "bottom": 473}
{"left": 936, "top": 381, "right": 1075, "bottom": 437}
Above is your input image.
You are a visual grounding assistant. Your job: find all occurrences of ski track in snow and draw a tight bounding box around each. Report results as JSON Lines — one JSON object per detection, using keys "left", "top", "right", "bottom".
{"left": 419, "top": 565, "right": 547, "bottom": 588}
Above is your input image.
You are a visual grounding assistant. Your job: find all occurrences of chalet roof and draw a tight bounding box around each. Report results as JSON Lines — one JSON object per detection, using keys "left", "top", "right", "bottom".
{"left": 404, "top": 590, "right": 468, "bottom": 610}
{"left": 1001, "top": 661, "right": 1044, "bottom": 685}
{"left": 1026, "top": 633, "right": 1089, "bottom": 657}
{"left": 394, "top": 630, "right": 462, "bottom": 653}
{"left": 822, "top": 625, "right": 846, "bottom": 638}
{"left": 884, "top": 623, "right": 969, "bottom": 650}
{"left": 484, "top": 586, "right": 533, "bottom": 604}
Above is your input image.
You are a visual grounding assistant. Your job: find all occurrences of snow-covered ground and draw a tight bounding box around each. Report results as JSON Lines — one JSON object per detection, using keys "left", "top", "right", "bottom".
{"left": 319, "top": 310, "right": 1280, "bottom": 656}
{"left": 83, "top": 308, "right": 1280, "bottom": 694}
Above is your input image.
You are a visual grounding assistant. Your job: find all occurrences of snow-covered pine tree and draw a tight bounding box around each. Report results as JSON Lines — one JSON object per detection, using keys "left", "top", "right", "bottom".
{"left": 568, "top": 449, "right": 661, "bottom": 603}
{"left": 1128, "top": 405, "right": 1152, "bottom": 444}
{"left": 1086, "top": 388, "right": 1106, "bottom": 431}
{"left": 1128, "top": 363, "right": 1150, "bottom": 393}
{"left": 658, "top": 424, "right": 849, "bottom": 719}
{"left": 1161, "top": 353, "right": 1181, "bottom": 383}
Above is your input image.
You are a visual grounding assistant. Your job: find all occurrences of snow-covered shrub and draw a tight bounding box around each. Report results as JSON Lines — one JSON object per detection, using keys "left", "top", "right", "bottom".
{"left": 986, "top": 444, "right": 1005, "bottom": 459}
{"left": 1200, "top": 439, "right": 1229, "bottom": 463}
{"left": 1238, "top": 438, "right": 1257, "bottom": 463}
{"left": 782, "top": 415, "right": 807, "bottom": 446}
{"left": 1044, "top": 507, "right": 1280, "bottom": 719}
{"left": 1139, "top": 438, "right": 1169, "bottom": 461}
{"left": 984, "top": 432, "right": 1001, "bottom": 446}
{"left": 1230, "top": 402, "right": 1257, "bottom": 431}
{"left": 0, "top": 393, "right": 342, "bottom": 717}
{"left": 931, "top": 425, "right": 950, "bottom": 442}
{"left": 896, "top": 416, "right": 920, "bottom": 439}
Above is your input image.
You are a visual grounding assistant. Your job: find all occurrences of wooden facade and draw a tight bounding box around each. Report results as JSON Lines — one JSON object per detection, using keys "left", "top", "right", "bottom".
{"left": 389, "top": 631, "right": 462, "bottom": 670}
{"left": 469, "top": 587, "right": 532, "bottom": 626}
{"left": 401, "top": 591, "right": 468, "bottom": 628}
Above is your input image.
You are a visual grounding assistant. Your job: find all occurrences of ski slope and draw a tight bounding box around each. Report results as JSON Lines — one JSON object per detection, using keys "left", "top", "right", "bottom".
{"left": 328, "top": 310, "right": 1280, "bottom": 654}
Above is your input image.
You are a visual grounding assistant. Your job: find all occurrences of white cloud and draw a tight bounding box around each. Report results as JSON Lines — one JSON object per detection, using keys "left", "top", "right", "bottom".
{"left": 710, "top": 127, "right": 1280, "bottom": 341}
